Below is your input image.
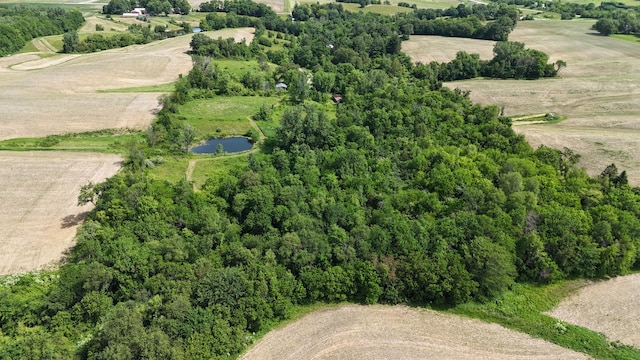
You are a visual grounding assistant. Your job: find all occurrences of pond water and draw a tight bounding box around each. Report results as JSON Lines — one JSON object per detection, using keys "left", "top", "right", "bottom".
{"left": 191, "top": 137, "right": 252, "bottom": 154}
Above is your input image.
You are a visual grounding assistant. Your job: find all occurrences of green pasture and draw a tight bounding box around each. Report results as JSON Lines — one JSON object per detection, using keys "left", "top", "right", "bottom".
{"left": 177, "top": 96, "right": 279, "bottom": 139}
{"left": 0, "top": 129, "right": 143, "bottom": 153}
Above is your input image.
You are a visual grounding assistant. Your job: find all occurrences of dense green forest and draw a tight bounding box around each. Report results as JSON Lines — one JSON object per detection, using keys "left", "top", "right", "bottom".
{"left": 1, "top": 1, "right": 640, "bottom": 359}
{"left": 0, "top": 5, "right": 84, "bottom": 56}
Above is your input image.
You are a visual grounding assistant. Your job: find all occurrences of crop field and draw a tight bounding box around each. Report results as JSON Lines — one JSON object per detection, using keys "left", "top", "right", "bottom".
{"left": 403, "top": 20, "right": 640, "bottom": 184}
{"left": 547, "top": 273, "right": 640, "bottom": 348}
{"left": 0, "top": 27, "right": 254, "bottom": 273}
{"left": 240, "top": 304, "right": 590, "bottom": 360}
{"left": 0, "top": 151, "right": 122, "bottom": 275}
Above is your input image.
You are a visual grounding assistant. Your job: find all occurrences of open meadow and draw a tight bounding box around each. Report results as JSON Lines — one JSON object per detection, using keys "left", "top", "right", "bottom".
{"left": 240, "top": 304, "right": 590, "bottom": 360}
{"left": 547, "top": 273, "right": 640, "bottom": 349}
{"left": 403, "top": 19, "right": 640, "bottom": 184}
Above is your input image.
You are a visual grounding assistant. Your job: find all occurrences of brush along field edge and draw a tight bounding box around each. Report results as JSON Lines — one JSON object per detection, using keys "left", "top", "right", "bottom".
{"left": 547, "top": 273, "right": 640, "bottom": 349}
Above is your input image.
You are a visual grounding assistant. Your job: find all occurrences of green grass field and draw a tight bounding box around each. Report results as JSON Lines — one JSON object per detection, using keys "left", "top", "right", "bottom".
{"left": 213, "top": 59, "right": 264, "bottom": 78}
{"left": 191, "top": 155, "right": 249, "bottom": 189}
{"left": 147, "top": 156, "right": 190, "bottom": 183}
{"left": 177, "top": 96, "right": 279, "bottom": 139}
{"left": 0, "top": 129, "right": 143, "bottom": 153}
{"left": 98, "top": 83, "right": 176, "bottom": 93}
{"left": 611, "top": 33, "right": 640, "bottom": 43}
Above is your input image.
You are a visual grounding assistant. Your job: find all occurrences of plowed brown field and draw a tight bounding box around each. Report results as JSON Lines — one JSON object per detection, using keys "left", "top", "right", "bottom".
{"left": 240, "top": 305, "right": 591, "bottom": 360}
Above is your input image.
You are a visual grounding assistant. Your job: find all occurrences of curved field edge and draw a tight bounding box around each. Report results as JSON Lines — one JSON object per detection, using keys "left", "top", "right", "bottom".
{"left": 240, "top": 303, "right": 591, "bottom": 360}
{"left": 547, "top": 273, "right": 640, "bottom": 349}
{"left": 449, "top": 282, "right": 640, "bottom": 359}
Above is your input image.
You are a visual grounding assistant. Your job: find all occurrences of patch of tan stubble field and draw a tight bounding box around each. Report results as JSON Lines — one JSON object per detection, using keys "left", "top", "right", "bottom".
{"left": 547, "top": 273, "right": 640, "bottom": 349}
{"left": 403, "top": 20, "right": 640, "bottom": 184}
{"left": 240, "top": 305, "right": 590, "bottom": 360}
{"left": 0, "top": 28, "right": 254, "bottom": 274}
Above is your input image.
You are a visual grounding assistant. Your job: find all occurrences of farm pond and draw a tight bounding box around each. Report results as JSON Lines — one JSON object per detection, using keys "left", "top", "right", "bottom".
{"left": 191, "top": 137, "right": 252, "bottom": 154}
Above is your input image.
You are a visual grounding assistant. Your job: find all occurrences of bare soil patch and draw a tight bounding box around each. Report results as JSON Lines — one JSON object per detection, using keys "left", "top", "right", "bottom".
{"left": 547, "top": 273, "right": 640, "bottom": 348}
{"left": 0, "top": 151, "right": 122, "bottom": 275}
{"left": 240, "top": 304, "right": 590, "bottom": 360}
{"left": 403, "top": 20, "right": 640, "bottom": 184}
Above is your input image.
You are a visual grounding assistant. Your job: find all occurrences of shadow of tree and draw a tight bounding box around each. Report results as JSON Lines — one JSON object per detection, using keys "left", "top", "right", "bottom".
{"left": 61, "top": 212, "right": 89, "bottom": 229}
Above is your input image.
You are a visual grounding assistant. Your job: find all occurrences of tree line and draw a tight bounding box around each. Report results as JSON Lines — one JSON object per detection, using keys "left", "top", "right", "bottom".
{"left": 0, "top": 5, "right": 84, "bottom": 56}
{"left": 103, "top": 0, "right": 191, "bottom": 16}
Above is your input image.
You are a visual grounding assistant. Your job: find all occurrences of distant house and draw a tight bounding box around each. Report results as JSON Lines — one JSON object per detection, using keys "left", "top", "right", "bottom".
{"left": 276, "top": 82, "right": 288, "bottom": 90}
{"left": 123, "top": 7, "right": 146, "bottom": 16}
{"left": 332, "top": 94, "right": 343, "bottom": 104}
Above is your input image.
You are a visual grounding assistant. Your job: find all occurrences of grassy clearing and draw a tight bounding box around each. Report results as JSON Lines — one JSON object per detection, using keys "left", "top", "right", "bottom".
{"left": 43, "top": 34, "right": 63, "bottom": 50}
{"left": 18, "top": 41, "right": 39, "bottom": 54}
{"left": 611, "top": 33, "right": 640, "bottom": 44}
{"left": 448, "top": 282, "right": 640, "bottom": 360}
{"left": 0, "top": 129, "right": 143, "bottom": 154}
{"left": 191, "top": 154, "right": 249, "bottom": 189}
{"left": 213, "top": 59, "right": 264, "bottom": 78}
{"left": 147, "top": 156, "right": 191, "bottom": 183}
{"left": 177, "top": 96, "right": 279, "bottom": 139}
{"left": 98, "top": 83, "right": 176, "bottom": 93}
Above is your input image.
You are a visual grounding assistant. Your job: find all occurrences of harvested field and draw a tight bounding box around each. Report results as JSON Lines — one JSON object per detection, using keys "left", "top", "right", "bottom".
{"left": 0, "top": 28, "right": 254, "bottom": 141}
{"left": 0, "top": 151, "right": 122, "bottom": 275}
{"left": 240, "top": 304, "right": 591, "bottom": 360}
{"left": 403, "top": 20, "right": 640, "bottom": 184}
{"left": 547, "top": 273, "right": 640, "bottom": 348}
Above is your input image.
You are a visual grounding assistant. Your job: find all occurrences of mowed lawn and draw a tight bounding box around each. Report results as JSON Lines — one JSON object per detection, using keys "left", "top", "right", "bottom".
{"left": 403, "top": 20, "right": 640, "bottom": 185}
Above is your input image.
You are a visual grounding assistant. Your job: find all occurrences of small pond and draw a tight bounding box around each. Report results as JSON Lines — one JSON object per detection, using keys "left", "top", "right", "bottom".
{"left": 191, "top": 137, "right": 252, "bottom": 154}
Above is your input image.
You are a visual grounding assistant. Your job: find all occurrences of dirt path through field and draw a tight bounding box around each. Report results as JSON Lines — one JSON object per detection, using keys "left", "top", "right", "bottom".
{"left": 547, "top": 274, "right": 640, "bottom": 348}
{"left": 403, "top": 20, "right": 640, "bottom": 184}
{"left": 241, "top": 304, "right": 591, "bottom": 360}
